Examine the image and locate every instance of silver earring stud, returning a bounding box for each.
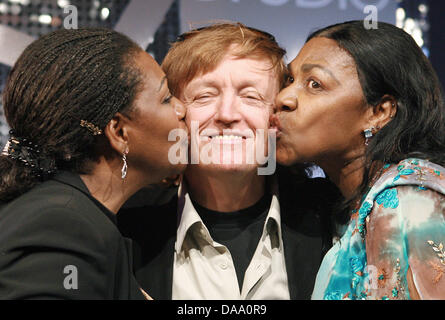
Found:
[364,128,374,146]
[121,147,129,179]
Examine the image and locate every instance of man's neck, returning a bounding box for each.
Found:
[184,167,266,212]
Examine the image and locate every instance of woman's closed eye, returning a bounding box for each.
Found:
[162,94,173,104]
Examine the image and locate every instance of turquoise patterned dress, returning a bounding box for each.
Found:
[312,158,445,300]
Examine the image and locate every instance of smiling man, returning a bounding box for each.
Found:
[182,47,278,213]
[117,23,339,300]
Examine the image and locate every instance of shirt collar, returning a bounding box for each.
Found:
[262,194,283,250]
[175,182,205,253]
[174,177,283,253]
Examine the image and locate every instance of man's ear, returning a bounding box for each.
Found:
[104,112,130,155]
[365,94,397,130]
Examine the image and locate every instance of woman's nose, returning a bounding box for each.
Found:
[275,87,297,112]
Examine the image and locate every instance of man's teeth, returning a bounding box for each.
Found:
[212,135,243,140]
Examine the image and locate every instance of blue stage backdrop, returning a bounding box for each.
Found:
[180,0,396,64]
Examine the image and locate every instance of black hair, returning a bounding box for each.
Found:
[0,28,143,201]
[307,20,445,225]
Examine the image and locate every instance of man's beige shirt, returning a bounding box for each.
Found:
[172,182,290,300]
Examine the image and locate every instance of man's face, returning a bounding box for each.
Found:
[180,52,280,174]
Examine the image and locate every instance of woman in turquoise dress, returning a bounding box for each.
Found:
[272,21,445,299]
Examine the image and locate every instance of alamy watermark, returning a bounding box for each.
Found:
[63,265,78,290]
[364,5,378,30]
[63,4,78,29]
[60,2,380,30]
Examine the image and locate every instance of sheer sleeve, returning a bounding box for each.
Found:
[366,185,445,300]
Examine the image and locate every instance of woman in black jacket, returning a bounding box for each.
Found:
[0,28,187,299]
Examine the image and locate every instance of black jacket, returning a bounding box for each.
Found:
[0,171,145,300]
[117,166,339,300]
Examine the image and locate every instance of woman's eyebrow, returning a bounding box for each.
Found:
[301,63,340,84]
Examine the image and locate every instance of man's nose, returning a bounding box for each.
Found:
[214,94,242,125]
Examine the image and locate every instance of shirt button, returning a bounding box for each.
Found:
[220,262,228,270]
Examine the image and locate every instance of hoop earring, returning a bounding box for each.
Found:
[121,147,129,179]
[364,128,374,146]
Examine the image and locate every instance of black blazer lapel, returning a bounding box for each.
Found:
[133,235,175,300]
[281,220,323,300]
[118,197,178,300]
[278,166,332,300]
[281,222,302,299]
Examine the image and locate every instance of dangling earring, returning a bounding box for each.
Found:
[121,146,129,179]
[364,127,374,146]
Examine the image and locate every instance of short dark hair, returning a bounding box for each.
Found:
[0,28,143,201]
[307,20,445,224]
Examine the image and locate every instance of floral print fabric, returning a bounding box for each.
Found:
[312,158,445,300]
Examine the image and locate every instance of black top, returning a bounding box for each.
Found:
[192,194,272,290]
[0,171,145,300]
